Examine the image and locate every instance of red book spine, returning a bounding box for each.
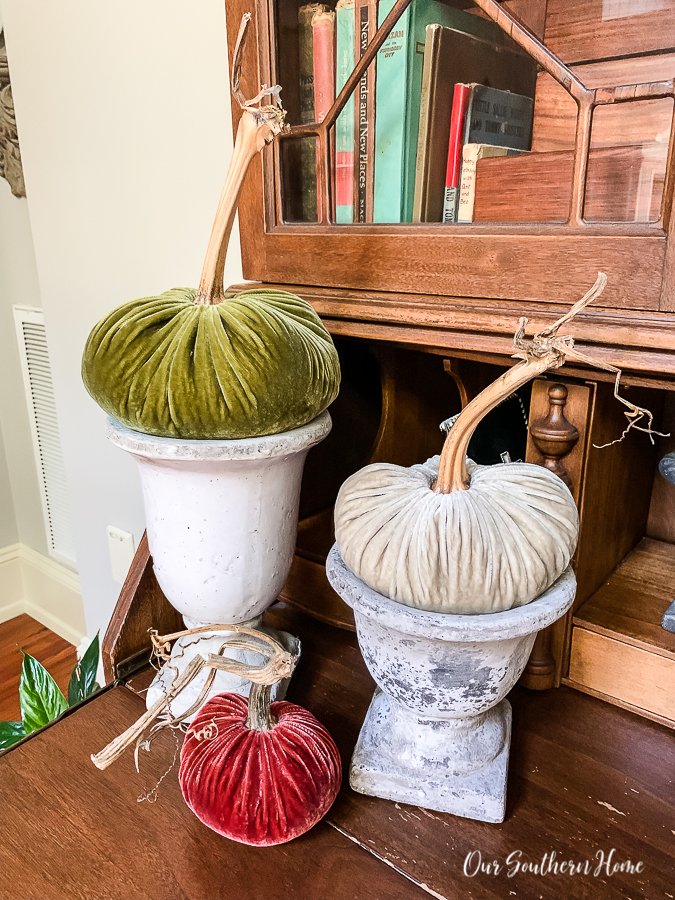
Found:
[336,152,353,207]
[312,11,335,123]
[443,83,471,223]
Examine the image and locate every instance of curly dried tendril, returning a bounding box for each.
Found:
[434,274,668,495]
[91,623,298,773]
[512,272,668,448]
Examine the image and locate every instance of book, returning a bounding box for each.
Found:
[463,84,534,151]
[312,8,336,221]
[298,3,330,221]
[441,83,470,223]
[456,144,525,223]
[312,9,336,124]
[336,0,355,223]
[373,0,504,224]
[413,24,537,223]
[355,0,377,222]
[441,83,533,224]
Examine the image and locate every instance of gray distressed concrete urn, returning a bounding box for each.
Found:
[326,545,576,823]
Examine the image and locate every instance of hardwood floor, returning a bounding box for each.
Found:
[0,614,78,722]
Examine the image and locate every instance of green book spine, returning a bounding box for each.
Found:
[336,0,355,224]
[299,5,319,127]
[373,0,410,223]
[374,0,503,223]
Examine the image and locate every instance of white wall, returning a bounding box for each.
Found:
[0,424,18,549]
[2,0,243,637]
[0,135,82,640]
[0,180,49,557]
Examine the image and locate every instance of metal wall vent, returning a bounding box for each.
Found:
[13,306,77,567]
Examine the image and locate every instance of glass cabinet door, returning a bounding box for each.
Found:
[271,0,674,229]
[226,0,675,309]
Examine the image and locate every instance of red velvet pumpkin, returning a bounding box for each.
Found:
[179,691,342,845]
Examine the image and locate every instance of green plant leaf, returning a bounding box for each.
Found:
[0,721,26,750]
[19,650,68,734]
[68,633,101,707]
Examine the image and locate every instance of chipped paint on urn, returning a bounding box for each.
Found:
[326,544,576,823]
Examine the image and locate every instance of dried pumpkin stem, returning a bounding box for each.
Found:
[194,13,286,306]
[194,109,281,306]
[246,683,276,732]
[434,273,610,494]
[434,353,561,493]
[91,623,297,769]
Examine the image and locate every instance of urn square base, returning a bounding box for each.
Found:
[349,689,512,824]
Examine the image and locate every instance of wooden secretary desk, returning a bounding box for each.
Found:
[105,0,675,729]
[6,7,675,899]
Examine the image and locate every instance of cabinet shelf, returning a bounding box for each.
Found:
[573,538,675,660]
[567,538,675,727]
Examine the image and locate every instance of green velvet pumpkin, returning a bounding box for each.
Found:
[82,287,340,440]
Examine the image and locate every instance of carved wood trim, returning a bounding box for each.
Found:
[521,379,591,690]
[229,282,675,374]
[529,384,580,489]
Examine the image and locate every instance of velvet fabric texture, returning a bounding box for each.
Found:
[179,693,342,846]
[334,455,579,615]
[82,287,340,439]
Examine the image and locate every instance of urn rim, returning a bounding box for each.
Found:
[326,544,576,642]
[106,410,332,461]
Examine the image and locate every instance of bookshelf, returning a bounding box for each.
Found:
[224,0,675,726]
[227,0,675,309]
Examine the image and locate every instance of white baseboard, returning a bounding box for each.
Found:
[0,543,86,646]
[0,599,24,621]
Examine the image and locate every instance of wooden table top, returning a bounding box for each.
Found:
[2,601,674,900]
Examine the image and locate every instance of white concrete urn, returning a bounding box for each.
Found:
[326,544,576,823]
[107,411,331,718]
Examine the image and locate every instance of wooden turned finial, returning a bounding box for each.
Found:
[529,384,579,489]
[521,383,580,693]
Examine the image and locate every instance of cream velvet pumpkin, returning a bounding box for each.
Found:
[334,455,578,615]
[331,301,596,617]
[333,273,659,617]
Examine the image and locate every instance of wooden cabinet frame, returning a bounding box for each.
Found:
[226,0,675,316]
